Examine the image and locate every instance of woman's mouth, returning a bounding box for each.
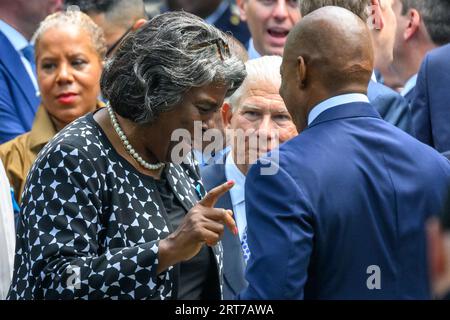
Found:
[57,93,78,104]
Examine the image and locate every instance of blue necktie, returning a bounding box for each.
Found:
[241,226,250,264]
[21,44,36,75]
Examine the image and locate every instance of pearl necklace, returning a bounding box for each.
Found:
[107,104,165,171]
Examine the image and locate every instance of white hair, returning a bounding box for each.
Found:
[228,55,282,112]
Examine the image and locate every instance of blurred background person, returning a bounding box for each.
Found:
[237,0,301,59]
[0,9,106,205]
[0,160,14,300]
[162,0,251,46]
[201,55,297,299]
[64,0,147,58]
[300,0,412,134]
[391,0,450,105]
[412,44,450,155]
[7,11,245,300]
[0,0,63,144]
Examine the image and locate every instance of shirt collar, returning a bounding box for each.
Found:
[225,152,245,206]
[400,74,418,97]
[308,93,370,125]
[371,71,378,83]
[248,38,262,60]
[0,19,30,51]
[205,1,229,25]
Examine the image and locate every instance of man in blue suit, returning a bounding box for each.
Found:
[412,44,450,154]
[300,0,412,134]
[238,7,450,300]
[0,0,62,143]
[202,56,297,299]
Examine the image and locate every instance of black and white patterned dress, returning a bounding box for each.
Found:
[7,114,223,300]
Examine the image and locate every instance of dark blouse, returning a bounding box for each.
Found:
[7,113,222,300]
[154,176,215,300]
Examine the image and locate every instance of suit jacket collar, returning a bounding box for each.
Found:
[201,160,246,296]
[0,31,39,109]
[308,102,381,129]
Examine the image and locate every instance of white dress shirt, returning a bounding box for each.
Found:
[0,161,15,300]
[308,93,370,126]
[224,153,247,242]
[0,19,38,92]
[247,38,262,60]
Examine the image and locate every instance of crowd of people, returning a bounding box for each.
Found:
[0,0,450,300]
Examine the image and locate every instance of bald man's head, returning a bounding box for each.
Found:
[280,6,374,130]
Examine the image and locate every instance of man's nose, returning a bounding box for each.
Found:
[272,0,289,21]
[257,115,274,138]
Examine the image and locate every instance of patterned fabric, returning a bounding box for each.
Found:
[7,113,223,300]
[240,226,250,264]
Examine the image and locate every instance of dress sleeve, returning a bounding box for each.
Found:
[9,143,172,300]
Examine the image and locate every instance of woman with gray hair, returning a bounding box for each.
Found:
[8,11,246,300]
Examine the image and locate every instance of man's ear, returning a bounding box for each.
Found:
[132,18,147,31]
[404,9,421,41]
[236,0,248,22]
[297,56,307,89]
[370,0,385,30]
[222,102,233,129]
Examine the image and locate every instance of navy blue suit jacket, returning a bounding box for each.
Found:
[0,31,39,143]
[368,80,411,134]
[412,44,450,153]
[213,4,251,46]
[201,162,247,300]
[238,102,450,299]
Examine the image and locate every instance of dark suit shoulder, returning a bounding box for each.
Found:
[368,81,411,133]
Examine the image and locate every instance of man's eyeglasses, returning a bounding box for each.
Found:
[191,38,231,61]
[105,26,133,58]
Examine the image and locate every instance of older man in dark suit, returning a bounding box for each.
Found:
[412,44,450,155]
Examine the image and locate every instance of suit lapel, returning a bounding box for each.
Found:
[201,162,246,297]
[0,32,39,109]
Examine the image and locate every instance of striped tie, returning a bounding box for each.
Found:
[241,226,250,264]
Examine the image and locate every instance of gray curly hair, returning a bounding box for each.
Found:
[33,6,107,59]
[100,11,247,124]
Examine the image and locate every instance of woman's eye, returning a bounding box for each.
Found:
[196,106,211,114]
[259,0,275,5]
[288,0,299,7]
[72,59,86,68]
[41,62,56,71]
